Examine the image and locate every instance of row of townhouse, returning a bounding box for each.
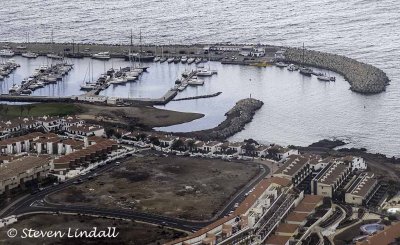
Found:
[52,137,118,174]
[344,172,379,205]
[124,131,298,158]
[0,156,51,195]
[0,132,85,155]
[0,115,102,139]
[273,155,313,187]
[0,118,40,140]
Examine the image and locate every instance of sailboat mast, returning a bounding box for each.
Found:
[139,29,142,65]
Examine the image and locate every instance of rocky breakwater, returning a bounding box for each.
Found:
[284,48,390,93]
[176,98,264,141]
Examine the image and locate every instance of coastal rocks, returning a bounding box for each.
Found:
[176,98,264,141]
[284,48,390,94]
[308,139,347,149]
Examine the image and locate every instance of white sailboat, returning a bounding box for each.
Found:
[80,61,97,90]
[22,52,38,58]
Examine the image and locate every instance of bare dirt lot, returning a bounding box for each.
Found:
[77,104,204,128]
[0,214,186,245]
[48,154,261,220]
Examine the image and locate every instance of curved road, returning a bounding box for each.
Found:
[1,155,269,232]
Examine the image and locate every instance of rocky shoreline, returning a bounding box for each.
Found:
[284,48,390,94]
[174,98,264,141]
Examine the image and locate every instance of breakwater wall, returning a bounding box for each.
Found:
[174,98,263,141]
[283,48,390,94]
[172,92,222,101]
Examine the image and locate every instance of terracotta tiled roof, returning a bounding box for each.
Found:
[264,234,291,245]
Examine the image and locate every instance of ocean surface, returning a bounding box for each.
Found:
[1,0,399,157]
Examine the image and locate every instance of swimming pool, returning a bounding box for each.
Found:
[360,223,384,235]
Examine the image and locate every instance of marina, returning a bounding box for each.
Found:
[0,42,397,157]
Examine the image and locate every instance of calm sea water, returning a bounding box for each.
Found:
[1,0,399,157]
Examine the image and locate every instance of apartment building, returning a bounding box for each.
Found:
[311,161,352,197]
[53,139,117,173]
[345,172,378,205]
[274,155,312,186]
[0,156,51,195]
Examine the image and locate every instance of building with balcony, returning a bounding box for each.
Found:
[345,172,378,205]
[311,161,352,197]
[274,155,312,187]
[0,156,51,195]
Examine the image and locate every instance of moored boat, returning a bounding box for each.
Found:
[47,53,63,59]
[275,62,288,68]
[187,58,195,64]
[92,52,111,60]
[22,52,39,58]
[299,67,313,76]
[181,56,188,63]
[174,57,181,64]
[0,49,15,57]
[287,64,298,71]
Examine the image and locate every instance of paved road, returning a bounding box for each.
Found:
[1,155,269,232]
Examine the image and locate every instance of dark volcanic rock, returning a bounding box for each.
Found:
[308,139,347,149]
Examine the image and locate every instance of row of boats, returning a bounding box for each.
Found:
[9,63,74,94]
[156,56,205,64]
[0,49,63,59]
[174,66,218,91]
[80,66,147,91]
[275,62,336,82]
[0,59,20,81]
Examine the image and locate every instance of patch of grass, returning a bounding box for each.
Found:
[0,103,82,119]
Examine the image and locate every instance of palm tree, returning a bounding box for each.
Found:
[26,104,34,115]
[187,140,195,152]
[20,105,25,116]
[242,143,255,156]
[138,133,148,142]
[149,136,160,146]
[172,139,184,152]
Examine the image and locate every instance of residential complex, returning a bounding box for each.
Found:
[0,156,51,195]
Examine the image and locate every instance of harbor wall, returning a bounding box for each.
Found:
[174,98,263,141]
[283,48,390,94]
